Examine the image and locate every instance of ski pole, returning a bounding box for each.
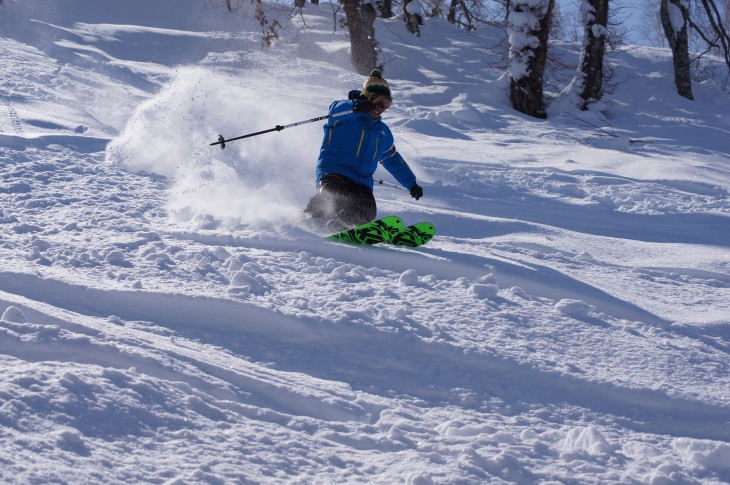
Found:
[375,178,403,189]
[211,110,350,149]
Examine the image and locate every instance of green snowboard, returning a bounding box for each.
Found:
[391,222,436,247]
[327,216,435,248]
[326,216,403,245]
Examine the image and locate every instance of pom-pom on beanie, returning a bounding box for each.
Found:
[361,69,391,99]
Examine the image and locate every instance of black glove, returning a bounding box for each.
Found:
[348,90,362,100]
[410,183,423,200]
[353,98,373,113]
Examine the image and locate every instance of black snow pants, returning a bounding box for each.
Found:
[304,174,377,231]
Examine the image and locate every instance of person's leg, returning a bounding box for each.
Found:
[304,192,328,220]
[304,175,349,230]
[338,182,376,228]
[307,174,376,230]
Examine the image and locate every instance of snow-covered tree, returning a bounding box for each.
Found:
[404,0,424,36]
[507,0,555,118]
[575,0,609,110]
[661,0,694,99]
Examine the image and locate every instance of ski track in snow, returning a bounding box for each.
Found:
[2,0,730,483]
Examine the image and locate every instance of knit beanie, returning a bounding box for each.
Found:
[361,69,392,99]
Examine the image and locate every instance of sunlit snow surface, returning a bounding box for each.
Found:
[1,0,730,483]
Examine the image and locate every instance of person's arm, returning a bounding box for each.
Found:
[325,98,374,124]
[381,146,423,200]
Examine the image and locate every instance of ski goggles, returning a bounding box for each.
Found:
[371,95,392,111]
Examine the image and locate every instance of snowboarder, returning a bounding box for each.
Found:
[304,69,423,231]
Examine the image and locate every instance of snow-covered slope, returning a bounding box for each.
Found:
[1,0,729,483]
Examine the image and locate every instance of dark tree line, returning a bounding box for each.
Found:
[231,0,728,116]
[507,0,728,113]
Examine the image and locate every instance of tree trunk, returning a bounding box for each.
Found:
[577,0,609,110]
[379,0,393,19]
[447,0,458,24]
[508,0,554,119]
[404,0,424,36]
[341,0,378,75]
[661,0,694,99]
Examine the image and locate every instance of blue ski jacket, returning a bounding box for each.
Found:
[315,99,417,191]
